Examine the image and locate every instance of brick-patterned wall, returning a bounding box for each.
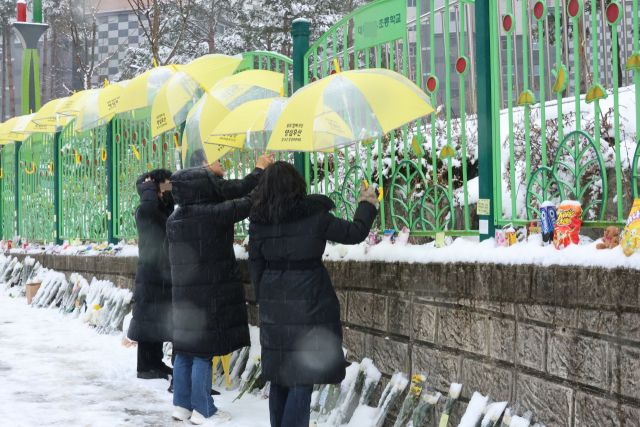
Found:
[7,252,640,427]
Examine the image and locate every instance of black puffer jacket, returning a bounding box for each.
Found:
[166,167,262,358]
[128,179,174,343]
[248,195,377,387]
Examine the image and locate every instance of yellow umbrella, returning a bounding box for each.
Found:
[56,89,99,117]
[206,98,288,151]
[115,66,178,116]
[74,81,129,133]
[0,114,37,142]
[150,54,242,138]
[181,95,232,167]
[267,67,434,152]
[209,69,283,111]
[27,97,70,133]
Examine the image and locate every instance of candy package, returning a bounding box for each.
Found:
[383,229,395,242]
[367,228,378,246]
[540,201,557,246]
[622,199,640,257]
[553,200,582,249]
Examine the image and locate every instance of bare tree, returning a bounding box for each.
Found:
[187,0,232,54]
[127,0,192,65]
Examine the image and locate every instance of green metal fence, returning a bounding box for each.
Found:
[112,109,182,240]
[493,0,640,229]
[18,132,55,243]
[58,120,109,242]
[301,0,477,237]
[1,143,16,239]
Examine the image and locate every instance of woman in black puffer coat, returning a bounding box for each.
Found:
[166,154,272,424]
[128,169,174,380]
[248,161,379,427]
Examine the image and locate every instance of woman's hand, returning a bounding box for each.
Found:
[256,153,276,170]
[358,182,380,210]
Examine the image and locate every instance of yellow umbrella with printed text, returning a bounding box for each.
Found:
[55,89,100,117]
[206,97,288,151]
[115,66,179,116]
[267,67,434,152]
[74,81,129,133]
[150,54,243,138]
[26,97,70,133]
[181,70,285,166]
[0,114,37,142]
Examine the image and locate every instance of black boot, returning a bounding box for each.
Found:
[168,377,173,393]
[156,363,173,376]
[137,369,169,380]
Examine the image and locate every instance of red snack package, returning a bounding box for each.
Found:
[553,200,582,250]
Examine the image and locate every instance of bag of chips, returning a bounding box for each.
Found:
[622,199,640,257]
[553,200,582,249]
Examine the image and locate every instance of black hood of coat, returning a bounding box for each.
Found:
[250,194,335,224]
[170,167,226,206]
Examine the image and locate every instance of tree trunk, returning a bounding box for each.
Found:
[42,30,48,104]
[50,29,57,99]
[5,29,15,117]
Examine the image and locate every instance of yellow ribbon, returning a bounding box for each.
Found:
[132,145,140,160]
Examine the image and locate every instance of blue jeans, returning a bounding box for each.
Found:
[269,383,313,427]
[173,354,218,418]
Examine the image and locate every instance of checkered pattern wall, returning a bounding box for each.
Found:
[93,11,144,84]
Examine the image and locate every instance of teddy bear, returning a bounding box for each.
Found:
[596,226,620,249]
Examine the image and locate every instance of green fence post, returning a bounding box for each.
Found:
[475,0,495,241]
[291,18,310,180]
[14,141,21,239]
[106,122,117,245]
[53,131,62,245]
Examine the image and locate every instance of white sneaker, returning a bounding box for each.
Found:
[189,410,206,425]
[211,410,232,422]
[172,406,192,421]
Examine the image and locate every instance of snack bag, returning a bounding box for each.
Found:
[494,229,506,247]
[540,201,557,246]
[553,200,582,249]
[383,229,395,242]
[622,199,640,257]
[367,228,378,246]
[503,223,517,247]
[396,227,410,246]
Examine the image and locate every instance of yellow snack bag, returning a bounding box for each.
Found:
[622,199,640,257]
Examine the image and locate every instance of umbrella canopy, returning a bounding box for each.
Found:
[206,97,288,151]
[25,97,70,133]
[180,69,285,166]
[0,114,36,142]
[115,66,177,116]
[182,95,232,167]
[267,68,434,152]
[150,54,242,138]
[209,69,283,111]
[74,81,129,133]
[55,89,99,117]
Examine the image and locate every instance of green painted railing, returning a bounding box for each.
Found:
[112,109,182,240]
[495,0,640,229]
[18,133,55,243]
[58,120,109,242]
[1,143,16,239]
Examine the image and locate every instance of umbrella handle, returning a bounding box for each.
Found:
[0,168,3,178]
[25,162,35,174]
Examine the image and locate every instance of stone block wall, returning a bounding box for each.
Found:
[243,260,640,427]
[6,251,640,427]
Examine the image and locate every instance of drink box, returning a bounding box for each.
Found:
[540,201,557,246]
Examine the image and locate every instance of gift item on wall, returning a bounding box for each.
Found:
[596,226,620,250]
[367,228,378,246]
[553,200,582,250]
[494,229,505,247]
[383,229,395,242]
[622,199,640,257]
[540,201,557,246]
[396,227,410,246]
[494,223,516,247]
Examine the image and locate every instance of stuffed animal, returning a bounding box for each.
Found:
[596,226,620,250]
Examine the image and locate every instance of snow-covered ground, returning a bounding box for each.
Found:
[0,296,270,427]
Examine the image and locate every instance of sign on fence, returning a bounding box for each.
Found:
[354,0,406,51]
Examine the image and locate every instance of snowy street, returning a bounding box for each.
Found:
[0,296,270,427]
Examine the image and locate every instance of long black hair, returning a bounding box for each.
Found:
[252,161,307,224]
